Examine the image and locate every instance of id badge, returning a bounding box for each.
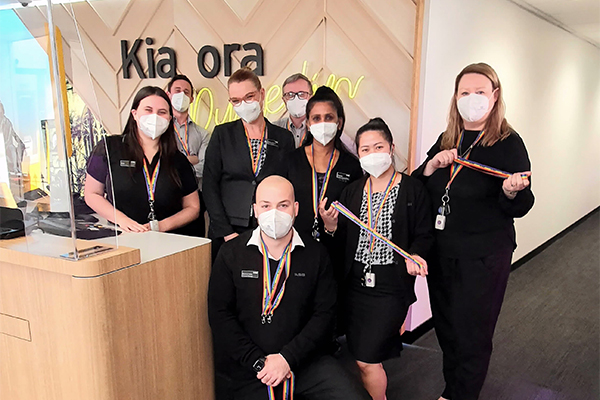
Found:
[435,214,446,231]
[149,220,160,232]
[365,272,376,288]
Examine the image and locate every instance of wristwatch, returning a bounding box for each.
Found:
[252,356,266,372]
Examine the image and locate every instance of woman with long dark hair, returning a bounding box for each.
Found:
[320,118,433,400]
[412,63,534,400]
[85,86,200,235]
[282,86,363,245]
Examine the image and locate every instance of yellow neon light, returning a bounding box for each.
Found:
[265,85,285,114]
[189,61,365,128]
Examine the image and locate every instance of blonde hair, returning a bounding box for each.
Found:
[227,67,262,90]
[441,63,513,150]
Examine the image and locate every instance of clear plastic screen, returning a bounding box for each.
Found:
[0,0,119,259]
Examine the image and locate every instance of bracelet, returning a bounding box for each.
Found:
[323,227,336,237]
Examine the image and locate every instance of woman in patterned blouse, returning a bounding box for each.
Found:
[320,118,434,400]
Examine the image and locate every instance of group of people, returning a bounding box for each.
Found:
[84,62,534,400]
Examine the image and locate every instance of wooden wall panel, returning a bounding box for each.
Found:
[14,0,423,167]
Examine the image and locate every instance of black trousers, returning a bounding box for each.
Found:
[230,355,370,400]
[427,246,513,400]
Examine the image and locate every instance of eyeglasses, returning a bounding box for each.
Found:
[229,90,259,106]
[283,91,310,101]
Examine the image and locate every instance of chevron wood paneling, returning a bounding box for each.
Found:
[15,0,422,169]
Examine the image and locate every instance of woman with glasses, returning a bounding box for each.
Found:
[203,67,295,259]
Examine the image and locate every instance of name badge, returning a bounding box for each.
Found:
[293,272,306,278]
[265,139,279,147]
[336,172,350,182]
[241,270,259,279]
[120,160,136,168]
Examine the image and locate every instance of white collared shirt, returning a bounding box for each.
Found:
[247,227,305,260]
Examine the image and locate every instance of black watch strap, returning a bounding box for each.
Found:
[252,356,266,372]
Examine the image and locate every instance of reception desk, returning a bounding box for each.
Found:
[0,231,213,400]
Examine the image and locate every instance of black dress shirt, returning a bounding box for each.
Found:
[412,130,534,258]
[208,229,336,381]
[86,135,198,236]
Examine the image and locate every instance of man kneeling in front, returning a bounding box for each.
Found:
[208,176,369,400]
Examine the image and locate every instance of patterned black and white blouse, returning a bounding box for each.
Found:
[250,138,267,175]
[354,184,400,266]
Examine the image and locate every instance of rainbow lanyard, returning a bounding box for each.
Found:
[446,130,486,190]
[331,201,424,269]
[267,372,295,400]
[310,145,337,219]
[259,236,293,324]
[174,121,190,156]
[142,159,160,220]
[454,157,529,180]
[288,119,306,146]
[366,171,398,253]
[245,124,266,177]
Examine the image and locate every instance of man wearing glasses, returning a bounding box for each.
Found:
[275,74,313,148]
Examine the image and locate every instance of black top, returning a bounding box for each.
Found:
[202,119,295,238]
[335,174,434,307]
[282,147,363,238]
[412,130,535,258]
[207,230,336,381]
[86,135,198,236]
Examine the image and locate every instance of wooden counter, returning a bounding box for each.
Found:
[0,232,213,400]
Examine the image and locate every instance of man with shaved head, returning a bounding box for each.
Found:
[209,176,369,400]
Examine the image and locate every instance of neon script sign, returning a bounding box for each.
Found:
[189,61,365,129]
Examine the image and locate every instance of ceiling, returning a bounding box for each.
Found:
[510,0,600,48]
[1,0,598,47]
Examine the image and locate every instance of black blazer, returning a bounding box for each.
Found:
[203,119,295,238]
[282,146,363,239]
[336,173,434,306]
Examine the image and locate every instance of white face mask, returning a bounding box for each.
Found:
[457,93,491,123]
[138,113,170,140]
[234,100,262,123]
[171,91,190,113]
[286,97,308,118]
[360,152,393,178]
[309,122,338,146]
[257,208,294,240]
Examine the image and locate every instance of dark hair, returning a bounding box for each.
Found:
[355,117,394,150]
[303,86,347,150]
[228,67,262,90]
[123,86,181,187]
[167,74,194,94]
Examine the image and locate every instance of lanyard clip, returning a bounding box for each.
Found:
[261,314,266,325]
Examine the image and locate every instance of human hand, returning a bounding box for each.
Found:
[424,149,458,176]
[187,155,199,165]
[405,254,428,277]
[502,171,531,199]
[256,354,291,387]
[224,232,239,242]
[116,215,149,233]
[318,197,338,232]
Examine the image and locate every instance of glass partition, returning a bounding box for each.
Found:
[0,1,118,259]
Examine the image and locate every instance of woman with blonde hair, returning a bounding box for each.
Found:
[412,63,534,400]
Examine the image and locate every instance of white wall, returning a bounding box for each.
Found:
[406,0,600,330]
